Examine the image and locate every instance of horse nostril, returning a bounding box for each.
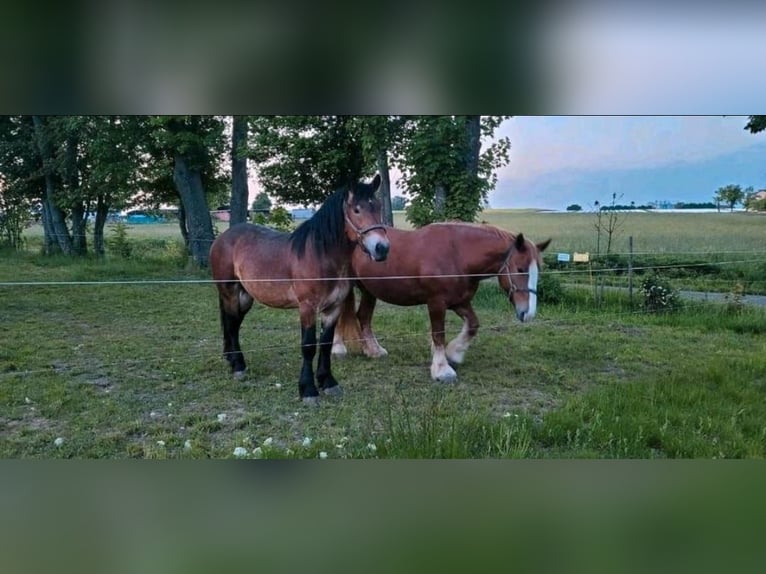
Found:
[375,242,389,261]
[517,310,526,322]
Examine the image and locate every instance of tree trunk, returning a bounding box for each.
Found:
[434,183,447,221]
[40,200,61,255]
[376,148,393,226]
[229,115,249,226]
[65,132,88,255]
[464,115,481,179]
[177,202,189,248]
[173,154,215,267]
[32,115,73,255]
[93,194,109,257]
[70,202,88,255]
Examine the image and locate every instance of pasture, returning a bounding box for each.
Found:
[2,211,765,458]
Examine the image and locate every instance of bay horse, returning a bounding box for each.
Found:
[332,222,550,383]
[209,174,390,404]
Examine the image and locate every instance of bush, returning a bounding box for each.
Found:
[640,274,681,313]
[538,272,564,304]
[107,222,132,258]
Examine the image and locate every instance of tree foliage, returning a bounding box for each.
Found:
[395,116,510,227]
[252,192,272,212]
[714,184,747,212]
[246,115,510,228]
[248,116,369,206]
[745,116,766,134]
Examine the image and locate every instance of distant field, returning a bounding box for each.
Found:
[395,210,766,255]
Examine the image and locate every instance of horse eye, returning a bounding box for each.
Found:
[354,206,361,214]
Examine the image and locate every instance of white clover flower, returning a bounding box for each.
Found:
[302,437,312,447]
[319,451,328,459]
[367,443,377,452]
[217,413,227,422]
[253,446,263,459]
[149,411,159,418]
[156,440,166,447]
[53,437,65,447]
[184,440,192,450]
[25,397,32,404]
[503,412,512,418]
[233,447,248,458]
[263,437,274,447]
[275,383,282,389]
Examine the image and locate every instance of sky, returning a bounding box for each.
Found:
[489,116,766,210]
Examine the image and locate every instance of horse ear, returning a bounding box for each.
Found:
[371,173,381,192]
[514,233,526,251]
[536,238,552,252]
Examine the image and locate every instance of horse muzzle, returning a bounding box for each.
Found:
[364,237,390,261]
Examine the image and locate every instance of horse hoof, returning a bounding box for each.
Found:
[322,385,343,398]
[434,372,458,384]
[331,343,348,358]
[302,396,320,407]
[233,370,247,380]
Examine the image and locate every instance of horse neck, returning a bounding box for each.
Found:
[468,229,515,275]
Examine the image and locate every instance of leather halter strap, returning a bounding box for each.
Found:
[500,244,538,297]
[344,213,387,240]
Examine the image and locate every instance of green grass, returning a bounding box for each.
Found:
[2,241,765,459]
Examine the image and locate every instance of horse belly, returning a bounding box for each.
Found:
[244,281,300,309]
[360,278,428,306]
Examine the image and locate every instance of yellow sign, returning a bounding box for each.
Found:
[573,252,590,263]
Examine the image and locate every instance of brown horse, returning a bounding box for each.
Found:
[209,175,390,404]
[332,222,550,383]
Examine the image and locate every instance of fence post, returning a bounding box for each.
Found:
[628,235,634,308]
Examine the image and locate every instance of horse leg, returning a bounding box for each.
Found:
[331,288,357,357]
[357,285,388,358]
[446,303,480,367]
[428,301,457,383]
[317,309,343,398]
[298,304,321,405]
[218,283,253,377]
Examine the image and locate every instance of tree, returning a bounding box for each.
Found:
[566,204,582,212]
[252,192,272,213]
[391,196,407,210]
[395,116,510,227]
[592,193,627,256]
[147,116,227,266]
[745,116,766,133]
[229,115,249,226]
[0,116,44,250]
[248,116,369,206]
[714,184,745,212]
[744,189,766,211]
[353,116,406,226]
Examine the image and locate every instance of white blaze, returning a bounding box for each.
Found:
[526,261,539,321]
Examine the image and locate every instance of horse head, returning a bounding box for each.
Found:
[498,233,551,322]
[344,173,390,262]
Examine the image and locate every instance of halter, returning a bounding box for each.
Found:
[500,245,538,298]
[344,210,387,241]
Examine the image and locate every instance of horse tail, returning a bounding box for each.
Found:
[335,286,363,354]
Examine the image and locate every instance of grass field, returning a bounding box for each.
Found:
[2,212,765,458]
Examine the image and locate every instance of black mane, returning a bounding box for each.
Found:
[290,179,377,259]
